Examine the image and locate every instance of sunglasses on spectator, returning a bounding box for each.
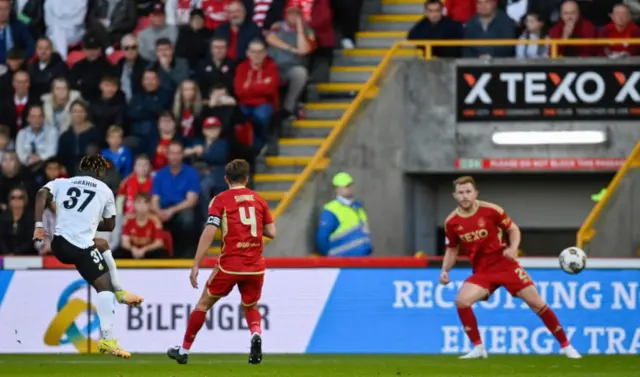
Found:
[124,45,137,51]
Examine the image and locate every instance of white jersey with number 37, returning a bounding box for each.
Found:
[44,176,117,249]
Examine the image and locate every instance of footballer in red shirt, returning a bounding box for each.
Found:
[442,176,581,359]
[168,159,276,365]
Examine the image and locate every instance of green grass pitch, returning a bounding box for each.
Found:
[0,354,638,377]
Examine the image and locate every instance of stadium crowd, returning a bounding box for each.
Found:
[0,0,632,259]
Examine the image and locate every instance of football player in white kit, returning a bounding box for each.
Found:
[33,155,143,358]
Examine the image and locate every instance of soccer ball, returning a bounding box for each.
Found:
[559,247,587,274]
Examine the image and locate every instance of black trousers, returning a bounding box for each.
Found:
[331,0,365,40]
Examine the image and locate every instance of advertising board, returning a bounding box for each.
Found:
[0,268,638,354]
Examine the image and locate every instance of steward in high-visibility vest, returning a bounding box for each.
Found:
[315,172,372,256]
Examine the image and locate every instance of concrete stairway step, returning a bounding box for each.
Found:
[303,102,349,120]
[382,0,425,14]
[330,66,375,83]
[278,138,323,156]
[253,173,298,192]
[356,31,406,48]
[291,119,336,137]
[333,48,416,65]
[367,14,420,31]
[308,82,364,100]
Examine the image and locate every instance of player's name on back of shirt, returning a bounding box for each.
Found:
[234,194,255,203]
[70,178,99,188]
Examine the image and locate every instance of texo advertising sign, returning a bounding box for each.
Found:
[457,64,640,121]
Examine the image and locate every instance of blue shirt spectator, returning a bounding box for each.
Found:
[102,125,134,179]
[152,160,200,208]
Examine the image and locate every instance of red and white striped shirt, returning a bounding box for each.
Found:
[251,0,274,27]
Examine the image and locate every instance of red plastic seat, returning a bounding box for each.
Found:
[108,49,125,64]
[135,16,150,35]
[66,50,86,67]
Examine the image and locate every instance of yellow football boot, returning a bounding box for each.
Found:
[116,290,144,307]
[98,339,131,358]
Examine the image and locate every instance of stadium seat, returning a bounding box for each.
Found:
[108,49,125,64]
[160,229,174,256]
[135,17,150,35]
[66,50,86,67]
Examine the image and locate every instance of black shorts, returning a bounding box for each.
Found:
[52,236,110,283]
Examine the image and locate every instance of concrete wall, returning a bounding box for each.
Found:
[586,168,640,257]
[402,59,640,172]
[266,64,409,256]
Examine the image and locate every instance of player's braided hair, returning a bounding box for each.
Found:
[79,155,110,176]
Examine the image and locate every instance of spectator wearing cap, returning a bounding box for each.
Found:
[126,69,173,152]
[267,4,315,120]
[87,0,137,49]
[194,37,236,96]
[43,0,87,60]
[57,99,102,175]
[148,37,190,93]
[175,9,213,71]
[15,104,58,170]
[89,76,127,136]
[116,34,149,102]
[0,48,27,99]
[316,172,372,257]
[548,0,597,57]
[69,35,117,103]
[0,70,37,137]
[185,115,229,218]
[234,39,279,152]
[463,0,516,58]
[0,0,34,65]
[599,4,640,58]
[407,0,464,58]
[27,38,68,100]
[215,1,262,61]
[151,140,200,257]
[138,2,179,62]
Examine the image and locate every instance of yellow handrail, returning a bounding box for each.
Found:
[577,141,640,248]
[272,42,407,219]
[273,38,640,222]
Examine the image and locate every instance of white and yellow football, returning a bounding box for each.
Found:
[559,247,587,274]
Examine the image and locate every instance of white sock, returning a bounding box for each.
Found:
[179,346,189,355]
[97,291,116,340]
[102,250,123,291]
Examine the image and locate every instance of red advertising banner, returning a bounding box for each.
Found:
[456,158,625,171]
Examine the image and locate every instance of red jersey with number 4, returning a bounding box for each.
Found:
[444,201,514,272]
[207,187,273,274]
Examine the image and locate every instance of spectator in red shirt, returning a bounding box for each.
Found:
[548,0,597,57]
[599,4,640,57]
[234,39,279,153]
[117,155,154,216]
[152,111,183,170]
[116,192,168,259]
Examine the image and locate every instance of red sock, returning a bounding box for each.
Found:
[538,306,569,348]
[457,307,482,346]
[182,310,207,350]
[244,307,262,335]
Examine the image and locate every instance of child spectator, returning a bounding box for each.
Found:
[43,157,68,183]
[516,12,549,59]
[117,193,168,259]
[173,79,204,139]
[117,155,154,216]
[102,126,134,178]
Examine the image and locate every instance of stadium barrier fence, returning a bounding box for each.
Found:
[0,260,638,355]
